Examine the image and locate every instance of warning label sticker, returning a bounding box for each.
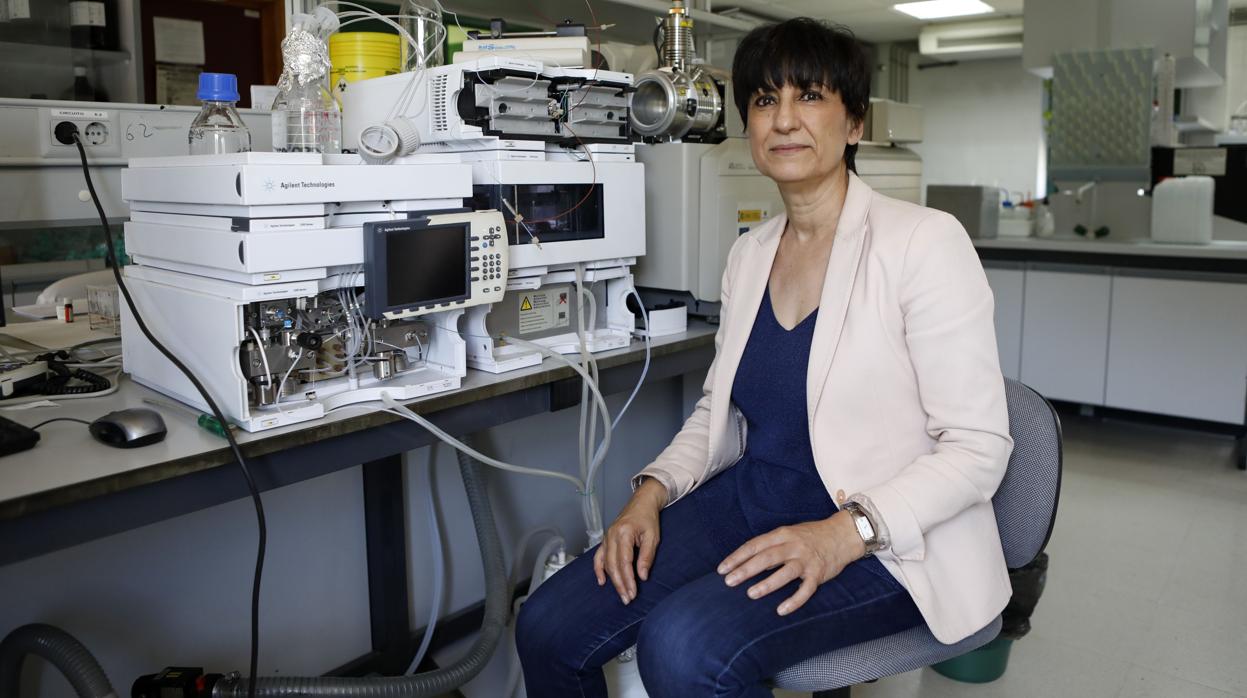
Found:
[1173,148,1227,176]
[518,285,571,334]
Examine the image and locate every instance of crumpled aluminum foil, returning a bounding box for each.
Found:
[276,26,331,91]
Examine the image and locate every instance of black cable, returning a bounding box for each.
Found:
[30,417,92,430]
[71,135,265,698]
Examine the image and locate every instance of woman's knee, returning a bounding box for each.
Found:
[516,558,619,668]
[636,600,717,697]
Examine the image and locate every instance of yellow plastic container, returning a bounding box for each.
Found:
[329,32,403,99]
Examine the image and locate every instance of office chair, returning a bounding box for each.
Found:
[772,378,1063,697]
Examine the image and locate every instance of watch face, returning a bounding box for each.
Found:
[854,515,875,541]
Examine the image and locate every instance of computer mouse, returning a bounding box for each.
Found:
[89,408,168,449]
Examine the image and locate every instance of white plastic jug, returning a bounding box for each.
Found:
[1151,176,1214,244]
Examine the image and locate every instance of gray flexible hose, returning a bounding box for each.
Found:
[215,445,512,697]
[0,623,118,698]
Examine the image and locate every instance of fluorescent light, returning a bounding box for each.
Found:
[893,0,995,20]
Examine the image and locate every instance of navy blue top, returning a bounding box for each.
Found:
[729,287,838,534]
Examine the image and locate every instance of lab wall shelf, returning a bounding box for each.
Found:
[0,41,131,67]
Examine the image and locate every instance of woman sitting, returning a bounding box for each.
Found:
[517,17,1013,698]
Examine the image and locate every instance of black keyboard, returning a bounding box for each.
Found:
[0,415,39,457]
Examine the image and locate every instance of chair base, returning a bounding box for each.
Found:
[812,688,851,698]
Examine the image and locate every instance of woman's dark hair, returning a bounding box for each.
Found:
[731,18,871,172]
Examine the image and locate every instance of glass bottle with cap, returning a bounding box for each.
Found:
[188,72,252,155]
[270,6,341,153]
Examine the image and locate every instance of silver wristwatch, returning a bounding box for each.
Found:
[842,501,882,555]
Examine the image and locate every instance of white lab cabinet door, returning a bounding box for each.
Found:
[1105,274,1247,424]
[1020,268,1112,405]
[984,265,1025,380]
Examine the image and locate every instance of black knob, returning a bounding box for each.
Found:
[296,332,324,350]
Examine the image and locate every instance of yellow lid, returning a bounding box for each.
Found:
[329,32,403,58]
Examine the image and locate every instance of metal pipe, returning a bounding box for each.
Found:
[602,0,763,32]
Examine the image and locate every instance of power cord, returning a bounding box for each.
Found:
[71,134,266,698]
[29,417,91,430]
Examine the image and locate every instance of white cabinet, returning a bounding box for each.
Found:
[984,265,1025,380]
[1020,268,1112,405]
[1106,274,1247,424]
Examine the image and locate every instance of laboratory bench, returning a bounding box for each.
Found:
[0,322,716,674]
[974,236,1247,469]
[974,236,1247,273]
[0,322,716,560]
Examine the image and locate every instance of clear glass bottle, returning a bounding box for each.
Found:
[271,6,341,153]
[271,78,341,153]
[188,73,252,155]
[399,0,444,71]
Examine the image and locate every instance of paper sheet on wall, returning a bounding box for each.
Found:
[153,17,206,65]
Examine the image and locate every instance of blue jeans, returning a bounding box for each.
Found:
[515,466,925,697]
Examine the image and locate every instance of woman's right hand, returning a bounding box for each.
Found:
[594,477,668,604]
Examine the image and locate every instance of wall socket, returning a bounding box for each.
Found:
[41,106,122,158]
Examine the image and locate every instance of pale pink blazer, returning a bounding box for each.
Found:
[634,172,1014,644]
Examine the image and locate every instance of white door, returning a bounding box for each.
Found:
[1020,267,1112,405]
[1106,273,1247,424]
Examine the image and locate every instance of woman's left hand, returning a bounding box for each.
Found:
[717,511,867,615]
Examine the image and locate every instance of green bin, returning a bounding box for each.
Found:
[931,637,1013,683]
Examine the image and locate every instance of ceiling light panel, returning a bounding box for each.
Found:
[893,0,995,20]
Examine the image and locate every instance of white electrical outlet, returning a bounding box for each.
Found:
[41,106,122,158]
[83,121,109,146]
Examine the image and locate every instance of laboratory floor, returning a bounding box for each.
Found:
[777,412,1247,698]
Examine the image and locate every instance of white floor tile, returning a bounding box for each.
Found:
[1027,574,1158,664]
[1134,602,1247,696]
[1116,665,1240,698]
[844,635,1130,698]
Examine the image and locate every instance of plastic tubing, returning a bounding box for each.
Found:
[213,442,509,697]
[582,282,604,539]
[381,394,585,492]
[246,327,272,386]
[275,348,305,405]
[507,526,564,590]
[585,287,652,535]
[501,335,612,542]
[610,288,651,430]
[573,265,604,539]
[499,336,612,466]
[404,451,446,675]
[574,266,591,490]
[0,624,117,698]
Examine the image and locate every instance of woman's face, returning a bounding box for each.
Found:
[746,83,863,187]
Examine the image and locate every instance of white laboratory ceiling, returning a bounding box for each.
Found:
[443,0,1025,44]
[699,0,1025,42]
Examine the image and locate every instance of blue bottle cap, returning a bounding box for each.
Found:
[197,72,240,103]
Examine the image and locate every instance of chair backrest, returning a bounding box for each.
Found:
[993,378,1063,569]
